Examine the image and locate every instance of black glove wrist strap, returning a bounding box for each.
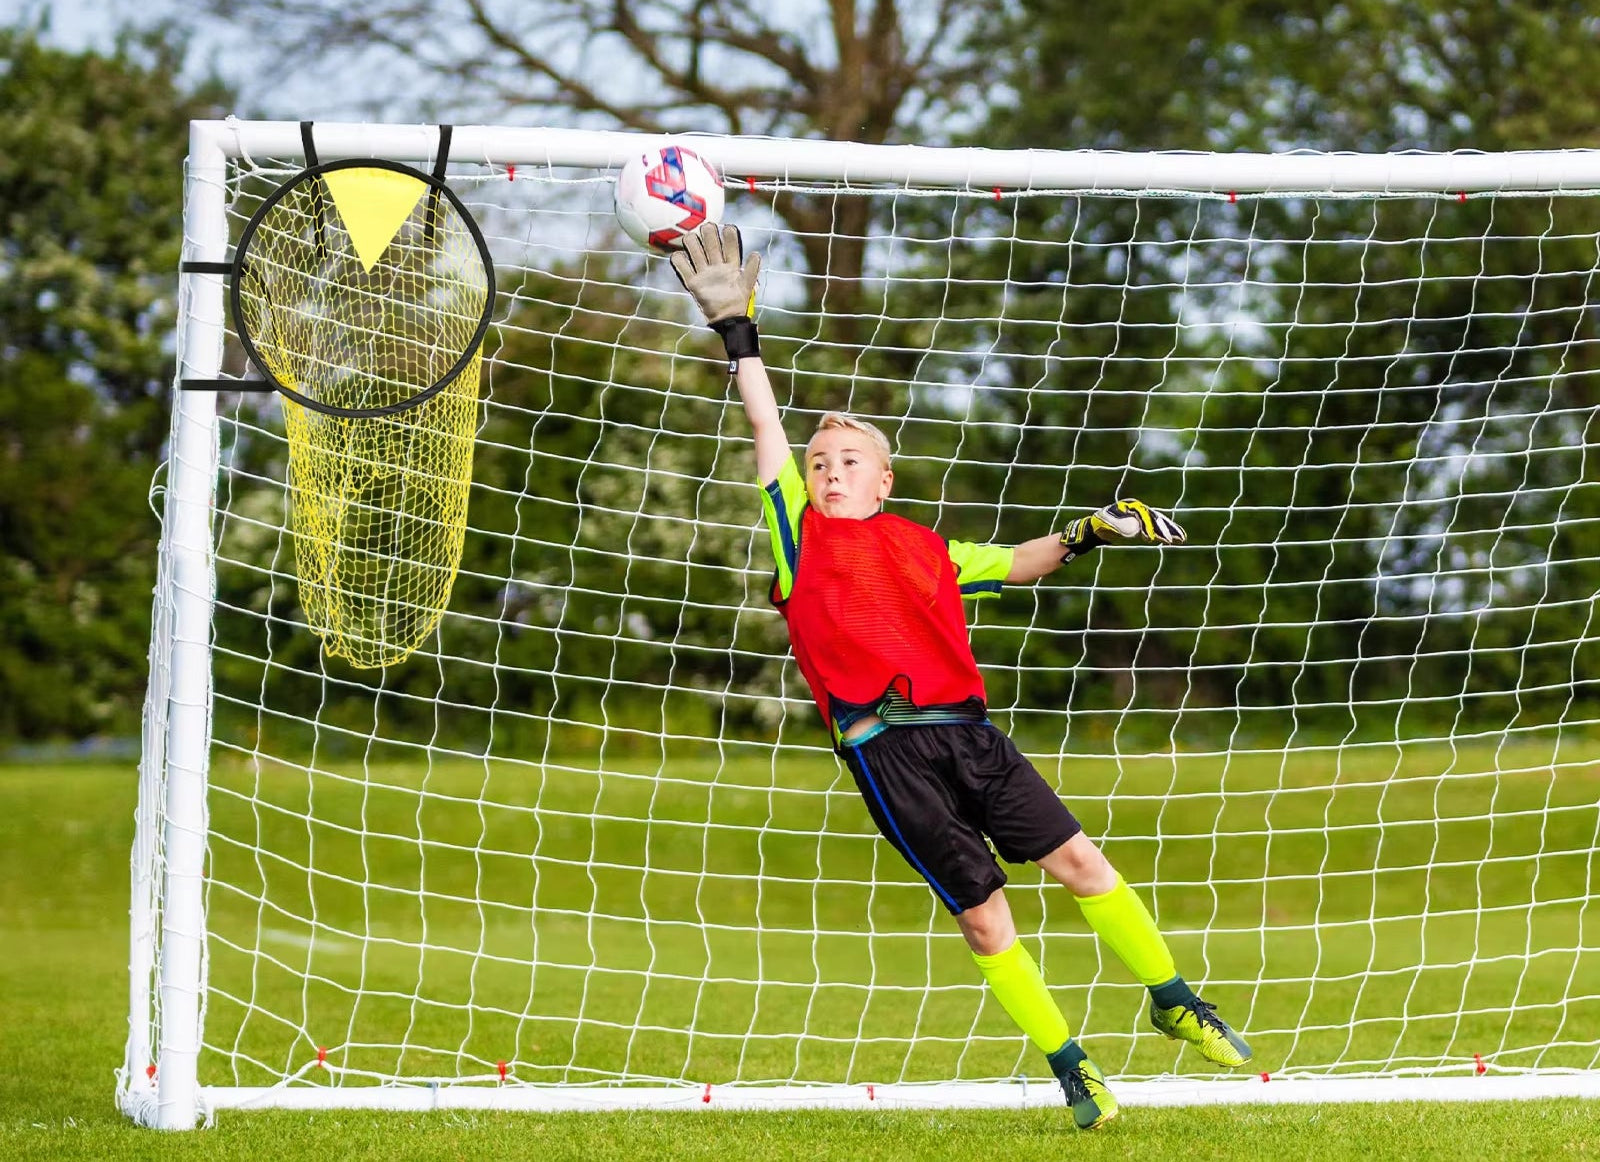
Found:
[710,316,761,365]
[1059,523,1104,562]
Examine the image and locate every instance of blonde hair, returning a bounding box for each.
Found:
[809,412,893,467]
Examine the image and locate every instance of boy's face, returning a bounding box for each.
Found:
[805,427,893,519]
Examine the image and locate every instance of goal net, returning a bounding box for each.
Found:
[121,122,1600,1128]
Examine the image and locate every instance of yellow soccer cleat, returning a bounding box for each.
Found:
[1048,1042,1119,1130]
[1151,995,1253,1068]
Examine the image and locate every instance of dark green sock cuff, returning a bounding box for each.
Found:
[1150,975,1194,1009]
[1047,1038,1086,1076]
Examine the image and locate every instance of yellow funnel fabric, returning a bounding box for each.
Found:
[237,162,490,668]
[324,167,427,272]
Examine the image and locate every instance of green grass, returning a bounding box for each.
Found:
[3,757,1598,1160]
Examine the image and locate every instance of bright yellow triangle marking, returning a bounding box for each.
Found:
[324,167,428,272]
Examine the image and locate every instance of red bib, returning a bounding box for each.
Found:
[772,507,987,730]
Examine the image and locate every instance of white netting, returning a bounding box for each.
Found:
[130,133,1600,1112]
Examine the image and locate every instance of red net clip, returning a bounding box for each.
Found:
[702,1082,713,1103]
[867,1084,876,1101]
[146,1063,157,1080]
[1475,1053,1486,1075]
[1228,191,1238,204]
[1260,1071,1270,1082]
[497,1060,508,1082]
[1458,191,1468,203]
[316,1046,327,1068]
[507,164,516,182]
[747,176,757,193]
[993,186,1003,202]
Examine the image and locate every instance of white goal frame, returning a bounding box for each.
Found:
[122,118,1600,1129]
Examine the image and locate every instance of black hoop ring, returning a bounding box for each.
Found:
[230,157,496,419]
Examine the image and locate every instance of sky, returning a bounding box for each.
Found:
[16,0,132,51]
[19,0,372,120]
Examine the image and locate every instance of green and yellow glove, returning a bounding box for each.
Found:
[670,221,761,366]
[1060,498,1187,563]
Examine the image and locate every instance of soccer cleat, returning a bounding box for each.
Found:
[1150,995,1252,1067]
[1048,1045,1119,1130]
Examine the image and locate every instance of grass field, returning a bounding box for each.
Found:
[3,756,1598,1160]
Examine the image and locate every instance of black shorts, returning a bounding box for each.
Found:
[839,722,1082,915]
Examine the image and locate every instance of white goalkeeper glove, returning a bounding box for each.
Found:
[670,222,762,366]
[1059,498,1187,562]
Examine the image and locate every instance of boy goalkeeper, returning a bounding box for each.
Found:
[672,223,1250,1130]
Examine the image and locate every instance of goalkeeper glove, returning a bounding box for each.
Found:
[670,222,762,366]
[1060,498,1187,563]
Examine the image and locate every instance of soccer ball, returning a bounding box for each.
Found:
[614,144,725,252]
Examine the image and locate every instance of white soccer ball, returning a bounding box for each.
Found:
[614,144,725,252]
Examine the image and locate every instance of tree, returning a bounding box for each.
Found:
[172,0,1600,750]
[0,26,231,740]
[197,0,989,341]
[968,1,1600,156]
[159,2,1010,753]
[937,0,1600,743]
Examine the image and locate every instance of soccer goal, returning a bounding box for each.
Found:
[120,119,1600,1129]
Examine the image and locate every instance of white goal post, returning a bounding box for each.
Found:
[121,119,1600,1129]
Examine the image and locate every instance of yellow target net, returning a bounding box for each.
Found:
[235,161,493,667]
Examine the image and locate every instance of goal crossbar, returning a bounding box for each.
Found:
[199,118,1600,194]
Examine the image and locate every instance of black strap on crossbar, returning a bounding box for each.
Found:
[180,260,233,274]
[299,121,320,167]
[423,124,453,249]
[301,121,330,262]
[432,124,452,182]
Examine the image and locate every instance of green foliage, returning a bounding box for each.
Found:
[204,246,793,757]
[971,1,1600,154]
[0,26,230,740]
[911,0,1600,747]
[15,5,1600,752]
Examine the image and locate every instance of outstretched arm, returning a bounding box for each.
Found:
[733,356,790,486]
[1007,533,1073,583]
[1005,499,1188,583]
[672,222,790,485]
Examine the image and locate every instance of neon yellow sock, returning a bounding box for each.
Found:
[1075,874,1178,987]
[971,940,1071,1055]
